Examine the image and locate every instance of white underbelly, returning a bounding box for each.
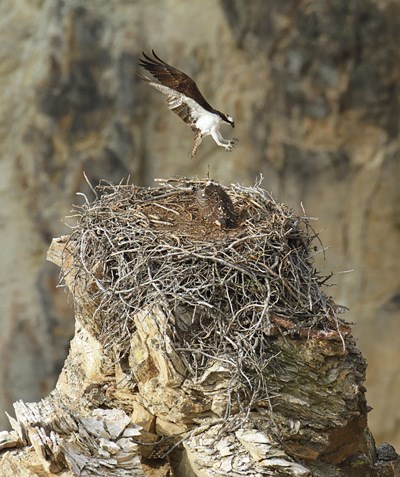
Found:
[195,112,221,134]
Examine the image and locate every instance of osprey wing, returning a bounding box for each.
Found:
[139,50,213,111]
[165,90,206,128]
[139,77,206,129]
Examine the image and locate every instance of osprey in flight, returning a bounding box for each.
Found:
[138,50,237,158]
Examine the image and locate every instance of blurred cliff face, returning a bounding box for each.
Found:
[0,0,398,446]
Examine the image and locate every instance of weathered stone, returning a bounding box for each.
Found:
[0,0,399,453]
[0,430,22,451]
[1,180,399,476]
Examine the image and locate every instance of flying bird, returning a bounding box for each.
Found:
[138,50,238,158]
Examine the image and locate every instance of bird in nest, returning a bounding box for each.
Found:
[138,50,238,158]
[196,182,238,229]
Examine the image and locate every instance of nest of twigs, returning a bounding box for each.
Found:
[67,177,347,405]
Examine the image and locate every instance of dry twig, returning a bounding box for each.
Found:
[65,178,347,410]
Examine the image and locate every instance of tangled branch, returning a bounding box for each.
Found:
[65,178,347,407]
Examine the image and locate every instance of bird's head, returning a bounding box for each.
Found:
[221,113,235,128]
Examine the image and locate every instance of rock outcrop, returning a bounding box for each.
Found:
[1,180,398,476]
[0,0,399,449]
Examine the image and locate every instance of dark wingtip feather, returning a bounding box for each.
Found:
[142,51,155,63]
[152,50,167,64]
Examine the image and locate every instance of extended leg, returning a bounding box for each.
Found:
[191,130,203,159]
[211,130,238,151]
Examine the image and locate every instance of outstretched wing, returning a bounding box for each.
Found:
[139,50,213,111]
[139,70,207,129]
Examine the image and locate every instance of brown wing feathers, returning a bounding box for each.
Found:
[139,50,213,111]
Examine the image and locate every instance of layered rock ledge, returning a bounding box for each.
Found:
[0,179,398,477]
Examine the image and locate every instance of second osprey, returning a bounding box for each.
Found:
[138,51,237,158]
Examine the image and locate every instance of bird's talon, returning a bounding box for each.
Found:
[226,139,238,151]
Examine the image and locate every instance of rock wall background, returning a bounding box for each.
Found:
[0,0,399,447]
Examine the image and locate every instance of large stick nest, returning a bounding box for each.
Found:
[67,178,348,404]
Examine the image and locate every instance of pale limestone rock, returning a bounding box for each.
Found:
[130,400,155,433]
[1,185,398,476]
[0,0,399,454]
[0,430,22,451]
[1,448,74,477]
